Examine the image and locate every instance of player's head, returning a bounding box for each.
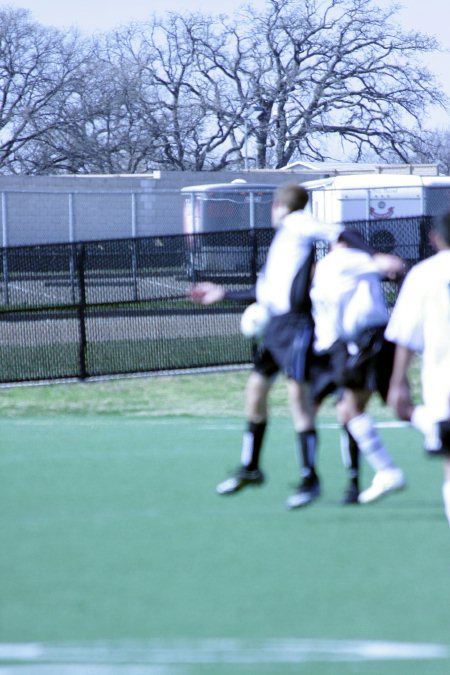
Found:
[271,184,309,228]
[434,211,450,248]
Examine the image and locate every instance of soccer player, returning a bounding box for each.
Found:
[309,232,407,504]
[191,183,349,508]
[385,211,450,525]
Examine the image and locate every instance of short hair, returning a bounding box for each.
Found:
[435,211,450,246]
[274,183,309,213]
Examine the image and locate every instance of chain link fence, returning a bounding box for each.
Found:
[0,229,273,384]
[0,216,435,385]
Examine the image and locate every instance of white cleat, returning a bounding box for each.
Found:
[358,468,406,504]
[216,468,265,495]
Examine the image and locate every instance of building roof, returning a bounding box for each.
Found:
[301,173,450,191]
[279,161,440,176]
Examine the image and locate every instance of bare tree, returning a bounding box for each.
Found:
[39,14,246,172]
[408,127,450,176]
[121,0,445,170]
[121,14,247,170]
[0,7,87,173]
[31,28,166,174]
[231,0,445,168]
[0,1,445,173]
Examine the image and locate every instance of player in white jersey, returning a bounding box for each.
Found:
[191,185,404,508]
[385,211,450,525]
[191,184,346,508]
[309,235,406,504]
[311,244,389,355]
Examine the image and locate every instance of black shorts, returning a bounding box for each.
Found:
[259,312,314,383]
[253,347,280,379]
[310,327,394,404]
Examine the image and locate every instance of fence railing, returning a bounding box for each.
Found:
[0,217,434,385]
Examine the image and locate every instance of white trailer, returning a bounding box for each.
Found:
[181,180,277,234]
[302,174,450,259]
[302,173,450,223]
[181,180,277,278]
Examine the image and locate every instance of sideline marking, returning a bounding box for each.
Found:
[0,418,410,429]
[320,421,410,430]
[0,639,448,669]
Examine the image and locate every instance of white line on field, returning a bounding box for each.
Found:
[0,667,170,675]
[0,639,448,668]
[320,421,410,429]
[0,418,410,430]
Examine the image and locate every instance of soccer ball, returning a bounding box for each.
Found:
[240,303,271,338]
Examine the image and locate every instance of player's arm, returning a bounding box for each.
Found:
[189,282,256,305]
[283,212,343,243]
[338,229,405,279]
[189,282,225,305]
[372,253,405,280]
[387,344,416,421]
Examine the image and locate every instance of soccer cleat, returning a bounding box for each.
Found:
[358,467,406,504]
[216,467,265,495]
[286,474,321,509]
[340,483,360,505]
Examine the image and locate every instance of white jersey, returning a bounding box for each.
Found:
[385,249,450,418]
[256,211,341,316]
[311,246,388,352]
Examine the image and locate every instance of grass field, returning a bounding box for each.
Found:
[1,371,449,675]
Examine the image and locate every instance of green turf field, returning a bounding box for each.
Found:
[1,373,449,674]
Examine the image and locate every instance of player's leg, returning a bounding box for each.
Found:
[411,382,450,456]
[285,379,321,509]
[216,371,271,494]
[443,456,450,527]
[338,389,406,504]
[216,349,278,495]
[241,370,272,471]
[339,426,360,504]
[411,404,439,445]
[307,346,362,506]
[414,387,450,525]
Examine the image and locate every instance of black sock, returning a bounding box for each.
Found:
[241,421,267,470]
[342,426,360,489]
[297,429,318,478]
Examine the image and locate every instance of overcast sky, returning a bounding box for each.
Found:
[2,0,449,128]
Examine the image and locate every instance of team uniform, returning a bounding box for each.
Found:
[308,244,406,504]
[217,211,342,500]
[226,212,341,380]
[309,246,393,402]
[254,211,341,380]
[385,249,450,454]
[218,221,398,504]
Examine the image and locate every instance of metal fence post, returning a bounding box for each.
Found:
[68,193,77,304]
[249,191,258,284]
[131,192,138,301]
[1,192,9,305]
[364,188,371,243]
[187,193,198,282]
[76,242,88,379]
